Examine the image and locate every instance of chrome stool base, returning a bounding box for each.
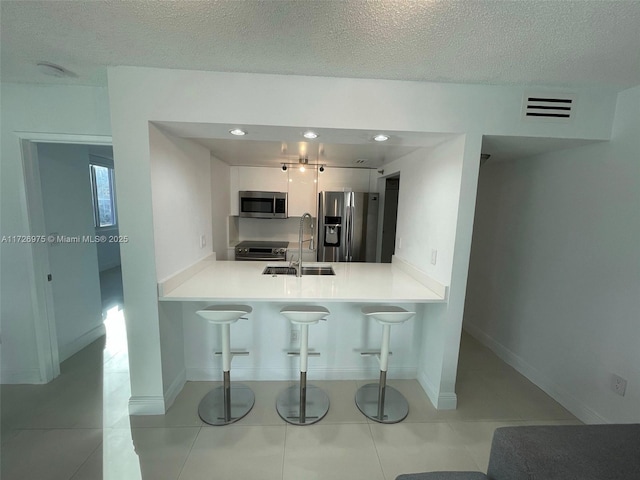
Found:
[355,382,409,424]
[276,384,330,425]
[198,383,255,426]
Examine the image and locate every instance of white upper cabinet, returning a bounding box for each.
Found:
[230,166,289,215]
[317,168,372,193]
[287,167,318,217]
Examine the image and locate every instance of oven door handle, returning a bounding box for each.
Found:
[237,256,286,261]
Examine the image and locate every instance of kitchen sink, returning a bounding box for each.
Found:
[262,266,297,275]
[300,266,335,275]
[262,266,335,276]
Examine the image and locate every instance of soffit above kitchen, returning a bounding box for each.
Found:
[2,1,639,89]
[156,121,456,168]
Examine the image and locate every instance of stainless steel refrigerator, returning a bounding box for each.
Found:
[317,191,379,262]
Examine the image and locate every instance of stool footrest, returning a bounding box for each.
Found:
[214,351,250,356]
[360,350,392,356]
[287,351,320,357]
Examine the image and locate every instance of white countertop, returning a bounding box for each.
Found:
[159,261,446,303]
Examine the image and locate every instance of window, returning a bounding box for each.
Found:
[90,164,116,228]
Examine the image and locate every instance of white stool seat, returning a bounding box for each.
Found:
[197,305,253,324]
[362,306,415,324]
[280,305,330,324]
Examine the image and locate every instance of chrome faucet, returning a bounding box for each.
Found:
[295,213,315,277]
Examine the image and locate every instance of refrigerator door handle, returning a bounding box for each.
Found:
[346,193,354,261]
[345,207,350,261]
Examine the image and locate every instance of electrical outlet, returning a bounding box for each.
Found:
[431,249,438,265]
[612,374,627,396]
[199,234,206,248]
[290,329,299,343]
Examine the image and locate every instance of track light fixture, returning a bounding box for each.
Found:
[278,160,326,172]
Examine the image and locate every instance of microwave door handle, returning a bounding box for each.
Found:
[273,196,276,217]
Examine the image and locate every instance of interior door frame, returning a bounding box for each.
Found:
[19,132,112,382]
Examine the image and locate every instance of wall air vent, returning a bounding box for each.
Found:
[522,93,576,122]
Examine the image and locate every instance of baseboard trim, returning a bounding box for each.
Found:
[128,396,166,415]
[186,366,417,382]
[0,368,44,384]
[164,369,186,411]
[464,323,608,425]
[417,370,457,410]
[58,323,106,362]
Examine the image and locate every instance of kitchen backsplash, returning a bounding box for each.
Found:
[231,216,317,245]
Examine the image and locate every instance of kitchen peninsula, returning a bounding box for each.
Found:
[159,257,446,303]
[156,256,448,410]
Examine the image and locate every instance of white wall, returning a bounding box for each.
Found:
[149,124,213,281]
[37,143,104,362]
[211,155,230,259]
[107,66,617,413]
[464,85,640,423]
[0,83,111,384]
[383,138,465,285]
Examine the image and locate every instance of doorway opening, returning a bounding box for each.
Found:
[19,134,126,382]
[381,176,400,263]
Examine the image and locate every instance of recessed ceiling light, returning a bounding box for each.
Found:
[373,134,389,142]
[37,62,72,78]
[229,128,247,136]
[303,131,318,139]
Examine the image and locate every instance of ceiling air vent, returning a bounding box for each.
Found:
[522,93,576,122]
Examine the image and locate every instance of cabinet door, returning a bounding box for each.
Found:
[287,167,318,217]
[317,168,372,193]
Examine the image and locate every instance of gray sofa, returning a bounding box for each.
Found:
[397,424,640,480]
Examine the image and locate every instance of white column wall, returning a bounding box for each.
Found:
[379,135,481,407]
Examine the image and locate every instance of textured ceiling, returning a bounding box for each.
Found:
[2,0,639,89]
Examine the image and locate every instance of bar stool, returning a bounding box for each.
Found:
[276,305,330,425]
[196,305,254,425]
[355,305,416,423]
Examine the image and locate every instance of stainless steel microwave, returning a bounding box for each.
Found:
[239,191,288,219]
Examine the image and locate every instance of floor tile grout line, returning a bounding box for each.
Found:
[281,423,289,480]
[367,422,388,480]
[176,425,204,480]
[66,439,103,480]
[443,420,486,473]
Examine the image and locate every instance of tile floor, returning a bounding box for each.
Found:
[1,307,580,480]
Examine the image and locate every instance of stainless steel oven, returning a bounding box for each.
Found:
[235,241,289,261]
[239,191,287,219]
